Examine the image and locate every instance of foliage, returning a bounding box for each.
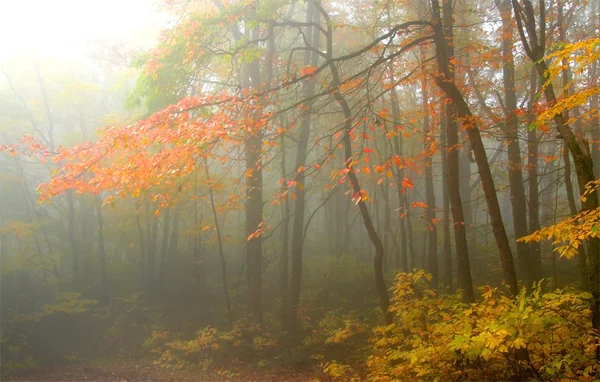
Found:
[535,37,600,127]
[144,321,279,370]
[519,181,600,259]
[323,271,599,381]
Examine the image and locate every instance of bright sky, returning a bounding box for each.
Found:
[0,0,169,62]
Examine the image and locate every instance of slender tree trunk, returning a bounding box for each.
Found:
[317,2,392,323]
[557,0,589,290]
[499,0,537,284]
[205,161,233,326]
[95,195,108,305]
[526,67,542,279]
[289,0,320,331]
[432,0,518,298]
[66,191,80,290]
[279,134,290,328]
[135,202,146,291]
[420,65,438,288]
[390,87,408,271]
[431,0,475,302]
[511,0,600,359]
[440,114,453,293]
[158,208,171,290]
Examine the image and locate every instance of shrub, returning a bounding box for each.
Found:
[363,271,599,381]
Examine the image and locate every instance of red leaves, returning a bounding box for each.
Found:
[300,66,318,77]
[402,178,414,189]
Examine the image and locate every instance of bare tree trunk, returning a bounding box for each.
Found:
[390,85,408,271]
[511,0,600,359]
[95,196,108,305]
[498,0,537,284]
[66,191,81,290]
[440,115,453,293]
[432,0,518,298]
[289,0,320,331]
[431,0,475,302]
[279,134,290,328]
[557,0,589,290]
[316,1,392,323]
[526,67,542,280]
[158,208,171,291]
[205,161,233,326]
[419,55,438,288]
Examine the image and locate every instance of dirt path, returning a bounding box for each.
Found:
[5,361,320,381]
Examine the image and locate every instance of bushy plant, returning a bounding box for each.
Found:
[362,270,599,381]
[144,320,279,370]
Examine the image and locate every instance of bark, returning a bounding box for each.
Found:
[433,0,518,298]
[316,1,392,323]
[557,0,589,290]
[242,17,264,326]
[158,208,171,290]
[95,195,108,305]
[289,0,320,331]
[526,67,542,280]
[135,202,146,290]
[511,0,600,359]
[498,0,538,284]
[421,66,438,289]
[440,114,453,293]
[390,87,408,271]
[431,0,475,302]
[66,191,80,290]
[279,134,290,328]
[205,161,233,326]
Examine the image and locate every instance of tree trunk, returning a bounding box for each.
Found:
[511,0,600,359]
[317,2,392,323]
[95,195,108,305]
[391,88,409,272]
[205,161,233,326]
[420,61,438,289]
[432,0,518,298]
[289,0,320,331]
[526,67,542,281]
[498,0,537,284]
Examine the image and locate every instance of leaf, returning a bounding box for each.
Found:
[300,66,318,76]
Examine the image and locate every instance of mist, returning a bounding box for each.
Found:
[1,0,599,380]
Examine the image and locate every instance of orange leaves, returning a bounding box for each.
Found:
[28,92,273,207]
[247,222,265,241]
[352,189,370,205]
[374,165,386,173]
[411,201,428,208]
[300,65,318,77]
[379,108,389,120]
[402,178,414,189]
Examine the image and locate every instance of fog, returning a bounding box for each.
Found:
[1,0,599,380]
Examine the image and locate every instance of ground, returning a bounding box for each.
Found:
[5,361,320,381]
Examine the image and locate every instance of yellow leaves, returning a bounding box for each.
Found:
[519,206,600,259]
[369,276,598,381]
[511,337,527,350]
[534,37,600,129]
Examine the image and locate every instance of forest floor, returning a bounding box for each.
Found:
[5,360,321,381]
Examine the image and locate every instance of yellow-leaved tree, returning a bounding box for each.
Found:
[519,37,600,361]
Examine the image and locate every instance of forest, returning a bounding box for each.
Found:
[1,0,599,380]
